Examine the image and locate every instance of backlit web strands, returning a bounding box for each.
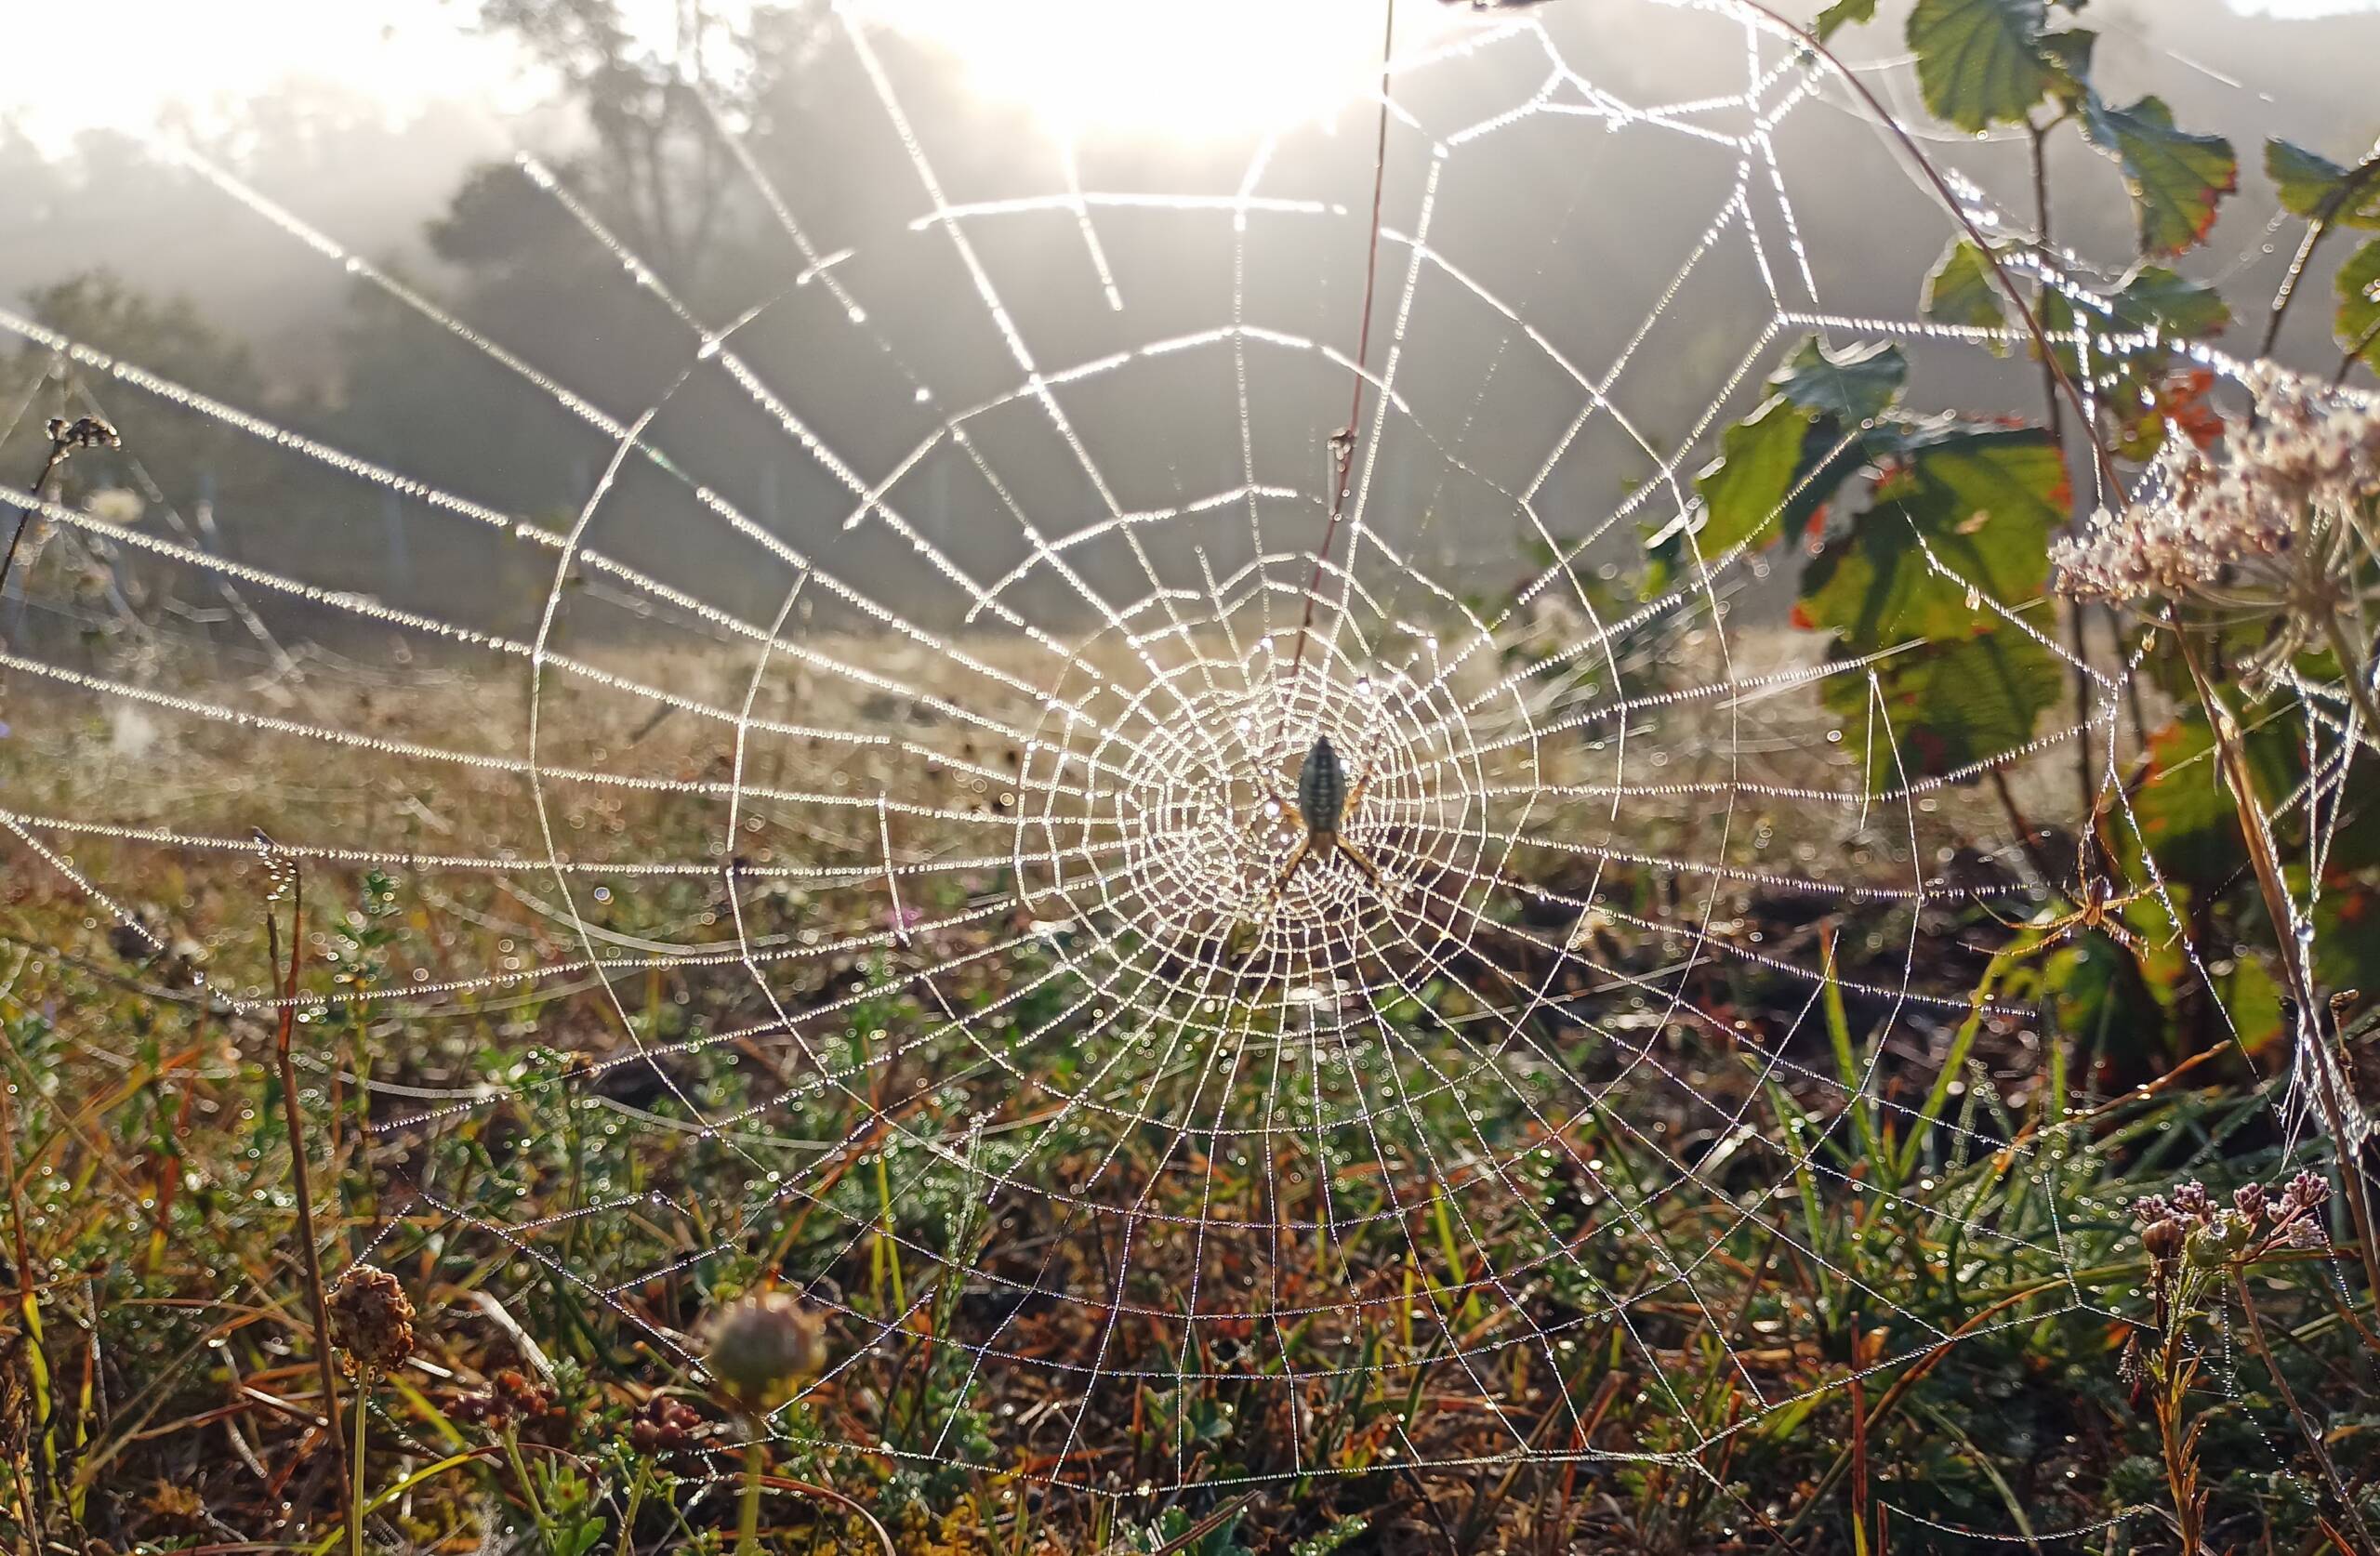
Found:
[0,0,2294,1510]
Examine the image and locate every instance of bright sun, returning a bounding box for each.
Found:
[848,0,1474,143]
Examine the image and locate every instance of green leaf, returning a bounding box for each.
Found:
[1693,397,1818,556]
[1798,429,2063,650]
[2082,94,2238,257]
[1819,629,2063,785]
[2266,138,2380,230]
[2125,716,2245,887]
[1923,239,2009,350]
[1771,336,1908,423]
[1906,0,2053,133]
[2035,28,2096,95]
[2036,265,2229,459]
[2340,236,2380,369]
[2039,933,2167,1059]
[2103,265,2231,337]
[1814,0,1879,41]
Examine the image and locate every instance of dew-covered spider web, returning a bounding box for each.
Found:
[1,0,2347,1521]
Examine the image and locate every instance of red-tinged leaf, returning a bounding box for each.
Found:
[2082,94,2238,257]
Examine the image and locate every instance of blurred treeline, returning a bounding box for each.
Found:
[0,0,987,660]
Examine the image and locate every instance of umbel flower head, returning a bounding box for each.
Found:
[2133,1168,2333,1284]
[328,1264,416,1378]
[703,1290,826,1414]
[2053,364,2380,694]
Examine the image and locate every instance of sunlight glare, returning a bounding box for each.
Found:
[848,0,1472,142]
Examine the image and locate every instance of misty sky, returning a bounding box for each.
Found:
[12,0,2375,422]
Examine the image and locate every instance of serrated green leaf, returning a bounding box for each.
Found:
[1923,239,2009,351]
[1692,397,1817,556]
[2036,265,2228,459]
[2035,27,2096,94]
[1771,336,1908,423]
[1907,0,2053,132]
[2340,236,2380,369]
[2268,137,2351,218]
[2266,138,2380,231]
[2082,94,2237,257]
[1814,0,1879,41]
[2104,265,2230,337]
[1798,429,2063,650]
[1818,628,2063,785]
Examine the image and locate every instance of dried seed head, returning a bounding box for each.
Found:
[328,1265,416,1378]
[628,1393,704,1454]
[703,1291,826,1414]
[44,415,120,454]
[454,1367,560,1432]
[2139,1216,2188,1266]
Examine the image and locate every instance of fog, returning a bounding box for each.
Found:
[6,0,2376,657]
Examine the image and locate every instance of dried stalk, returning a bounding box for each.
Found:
[264,851,349,1500]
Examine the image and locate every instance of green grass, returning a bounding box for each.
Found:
[0,676,2373,1556]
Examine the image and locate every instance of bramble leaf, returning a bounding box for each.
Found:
[1771,336,1908,423]
[1814,0,1878,42]
[1798,429,2062,650]
[2082,95,2237,257]
[2104,265,2231,338]
[1923,239,2009,351]
[2035,28,2096,96]
[2039,265,2229,458]
[2340,237,2380,369]
[1693,397,1818,556]
[1818,628,2063,785]
[1907,0,2053,132]
[2266,138,2380,230]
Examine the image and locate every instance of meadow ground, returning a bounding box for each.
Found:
[0,632,2371,1556]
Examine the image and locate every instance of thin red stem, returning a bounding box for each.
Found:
[1280,0,1396,746]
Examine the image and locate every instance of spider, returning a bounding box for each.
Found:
[1246,734,1393,924]
[1973,823,2169,960]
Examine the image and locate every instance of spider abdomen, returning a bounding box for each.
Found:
[1297,735,1346,837]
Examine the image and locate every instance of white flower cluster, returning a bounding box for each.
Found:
[2052,365,2380,613]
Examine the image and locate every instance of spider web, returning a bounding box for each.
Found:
[0,0,2321,1521]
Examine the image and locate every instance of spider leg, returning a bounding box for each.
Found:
[1967,893,2031,935]
[2092,915,2149,956]
[1230,835,1312,974]
[1334,835,1393,898]
[1253,835,1312,923]
[1343,763,1378,815]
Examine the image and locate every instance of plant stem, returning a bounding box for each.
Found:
[0,441,70,620]
[2028,117,2099,824]
[267,855,350,1499]
[503,1428,550,1545]
[2171,630,2380,1322]
[736,1437,764,1556]
[0,1021,55,1502]
[2233,1272,2375,1551]
[2320,609,2380,751]
[2153,1342,2203,1556]
[619,1461,647,1556]
[350,1380,370,1556]
[2262,157,2380,359]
